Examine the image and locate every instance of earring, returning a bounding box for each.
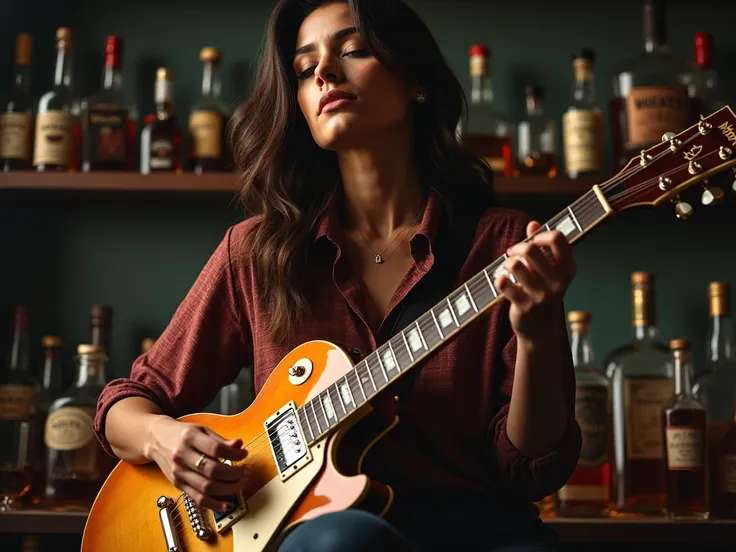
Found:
[415,92,426,103]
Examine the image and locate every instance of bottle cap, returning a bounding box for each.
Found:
[105,35,124,69]
[156,67,173,81]
[42,336,63,348]
[15,33,32,66]
[567,311,591,325]
[631,271,652,285]
[694,32,712,68]
[669,339,690,351]
[469,44,489,58]
[56,27,73,52]
[77,344,106,355]
[200,46,222,62]
[89,305,113,326]
[709,281,731,317]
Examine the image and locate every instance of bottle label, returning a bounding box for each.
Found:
[83,107,129,165]
[562,109,603,174]
[150,139,174,169]
[666,426,704,470]
[0,384,37,420]
[0,112,32,160]
[33,110,73,167]
[720,454,736,493]
[557,483,608,502]
[189,110,222,159]
[625,86,689,149]
[624,378,674,460]
[575,382,609,467]
[44,406,95,451]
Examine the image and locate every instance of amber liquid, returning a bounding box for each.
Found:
[140,115,183,174]
[0,467,31,502]
[46,445,117,511]
[83,119,137,171]
[516,152,557,178]
[557,462,611,517]
[461,134,513,177]
[663,408,708,518]
[1,116,34,172]
[190,112,233,173]
[35,121,81,172]
[714,423,736,518]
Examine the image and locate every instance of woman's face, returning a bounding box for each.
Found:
[293,2,414,151]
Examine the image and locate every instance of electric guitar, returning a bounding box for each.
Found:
[81,106,736,552]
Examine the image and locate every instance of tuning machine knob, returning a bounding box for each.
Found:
[672,195,693,220]
[701,180,725,205]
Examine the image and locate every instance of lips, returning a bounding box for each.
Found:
[318,89,357,115]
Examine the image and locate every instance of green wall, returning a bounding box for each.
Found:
[2,0,736,387]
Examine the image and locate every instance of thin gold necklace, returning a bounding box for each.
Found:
[355,207,424,264]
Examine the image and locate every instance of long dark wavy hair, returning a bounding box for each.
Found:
[228,0,495,342]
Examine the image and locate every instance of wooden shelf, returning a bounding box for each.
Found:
[0,509,87,535]
[0,172,595,199]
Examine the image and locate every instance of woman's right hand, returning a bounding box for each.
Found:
[146,416,251,511]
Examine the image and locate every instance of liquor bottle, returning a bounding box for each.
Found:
[662,339,709,519]
[604,271,673,515]
[33,27,80,172]
[140,67,182,174]
[141,337,156,354]
[609,0,692,170]
[516,85,556,177]
[717,417,736,518]
[693,282,736,516]
[44,344,116,510]
[534,494,555,518]
[556,311,610,517]
[0,33,35,172]
[189,46,232,173]
[89,305,113,357]
[81,35,137,172]
[683,33,725,119]
[457,44,515,177]
[562,49,604,179]
[28,336,65,506]
[0,306,39,511]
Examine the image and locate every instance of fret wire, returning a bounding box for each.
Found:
[310,400,322,433]
[354,364,367,400]
[415,320,428,350]
[333,382,347,415]
[430,309,444,338]
[374,350,389,381]
[342,374,356,409]
[567,205,583,233]
[318,393,330,427]
[464,283,478,312]
[483,268,498,297]
[388,340,401,372]
[364,356,378,392]
[445,297,459,326]
[401,330,415,362]
[298,408,315,442]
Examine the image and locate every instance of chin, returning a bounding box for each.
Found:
[313,123,365,151]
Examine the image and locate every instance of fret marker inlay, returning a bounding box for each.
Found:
[453,292,471,316]
[382,348,396,371]
[438,309,453,328]
[554,216,576,237]
[339,381,353,405]
[407,328,424,352]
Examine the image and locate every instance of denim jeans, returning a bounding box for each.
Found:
[277,509,558,552]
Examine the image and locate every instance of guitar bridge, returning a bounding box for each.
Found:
[265,401,312,481]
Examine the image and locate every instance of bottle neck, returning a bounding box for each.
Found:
[570,326,595,369]
[42,348,64,391]
[201,61,221,98]
[632,284,657,339]
[644,1,668,53]
[8,321,30,372]
[470,74,493,105]
[634,324,659,340]
[572,67,596,106]
[525,95,543,116]
[13,62,30,92]
[707,315,735,363]
[155,78,174,120]
[674,354,693,396]
[102,65,123,92]
[75,355,107,388]
[54,48,73,89]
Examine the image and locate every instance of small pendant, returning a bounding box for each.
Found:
[375,254,383,264]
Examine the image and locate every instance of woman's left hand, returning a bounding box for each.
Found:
[494,221,577,343]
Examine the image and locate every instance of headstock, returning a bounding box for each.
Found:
[601,105,736,219]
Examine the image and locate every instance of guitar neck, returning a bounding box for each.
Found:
[296,186,612,443]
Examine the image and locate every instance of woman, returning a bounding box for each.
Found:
[94,1,581,551]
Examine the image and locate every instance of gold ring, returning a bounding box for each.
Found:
[194,453,206,471]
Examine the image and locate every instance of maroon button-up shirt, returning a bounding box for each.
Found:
[94,190,581,521]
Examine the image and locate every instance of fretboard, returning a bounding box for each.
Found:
[295,187,610,444]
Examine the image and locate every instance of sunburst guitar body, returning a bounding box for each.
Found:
[82,341,398,552]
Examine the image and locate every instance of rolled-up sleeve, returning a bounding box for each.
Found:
[488,304,582,502]
[93,226,253,458]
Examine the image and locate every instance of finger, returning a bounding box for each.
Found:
[177,482,231,512]
[503,256,545,302]
[495,274,530,307]
[529,230,574,277]
[188,427,248,462]
[183,449,250,483]
[526,220,542,238]
[180,466,249,501]
[506,242,557,285]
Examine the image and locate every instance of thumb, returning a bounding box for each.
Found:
[526,220,541,238]
[203,427,244,449]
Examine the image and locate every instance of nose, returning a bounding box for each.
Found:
[314,55,344,88]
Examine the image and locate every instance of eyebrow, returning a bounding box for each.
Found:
[294,26,358,57]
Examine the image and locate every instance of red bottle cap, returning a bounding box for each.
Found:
[469,44,489,58]
[105,35,124,69]
[694,32,712,68]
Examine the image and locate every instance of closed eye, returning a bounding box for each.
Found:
[296,50,369,80]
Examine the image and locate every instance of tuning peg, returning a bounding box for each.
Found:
[701,180,725,205]
[661,132,676,142]
[672,195,693,220]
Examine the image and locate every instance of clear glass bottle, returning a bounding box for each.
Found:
[28,336,65,507]
[189,46,232,174]
[662,339,709,519]
[562,49,603,179]
[81,35,138,172]
[0,33,35,172]
[140,67,182,174]
[516,85,556,177]
[457,44,515,178]
[604,271,673,516]
[609,0,693,170]
[0,306,39,511]
[556,311,610,517]
[693,282,736,517]
[682,32,725,119]
[33,27,79,172]
[44,344,116,510]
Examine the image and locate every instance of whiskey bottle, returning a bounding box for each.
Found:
[141,337,156,354]
[189,47,232,173]
[140,67,182,174]
[663,339,709,519]
[604,271,673,515]
[0,306,39,510]
[556,311,610,517]
[28,336,65,507]
[33,27,79,172]
[89,304,113,357]
[44,344,116,510]
[683,33,725,127]
[0,33,34,172]
[609,0,692,170]
[516,85,556,177]
[562,49,603,179]
[457,44,515,177]
[693,282,736,516]
[81,35,137,172]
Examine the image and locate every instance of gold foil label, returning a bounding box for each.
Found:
[624,378,673,460]
[557,483,608,501]
[562,109,603,174]
[33,110,73,166]
[720,454,736,493]
[44,407,95,451]
[626,86,689,149]
[0,113,32,160]
[666,427,705,469]
[0,384,37,420]
[189,110,222,159]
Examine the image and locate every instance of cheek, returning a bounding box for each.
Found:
[355,65,408,119]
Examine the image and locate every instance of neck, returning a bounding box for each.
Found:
[337,127,424,240]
